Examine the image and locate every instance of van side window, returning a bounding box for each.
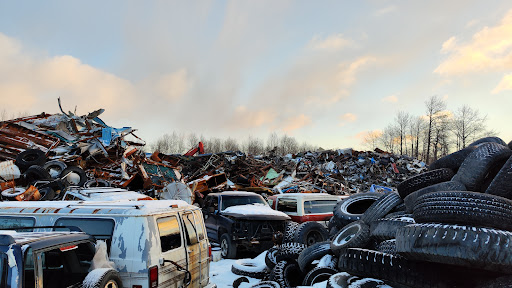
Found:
[192,210,205,241]
[277,198,297,213]
[0,216,35,231]
[55,218,115,249]
[157,216,182,252]
[182,213,198,245]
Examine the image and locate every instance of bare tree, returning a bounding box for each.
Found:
[267,132,279,151]
[280,135,299,155]
[187,133,199,148]
[452,105,487,150]
[380,124,398,153]
[409,116,424,158]
[245,136,265,155]
[395,111,411,155]
[223,137,240,151]
[424,96,446,164]
[362,130,382,150]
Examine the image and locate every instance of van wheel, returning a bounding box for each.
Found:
[82,268,123,288]
[220,233,237,259]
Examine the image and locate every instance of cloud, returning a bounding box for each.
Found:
[435,9,512,75]
[228,106,276,129]
[339,113,357,126]
[309,34,353,51]
[142,69,192,102]
[492,73,512,93]
[282,114,312,132]
[382,95,398,103]
[375,6,397,16]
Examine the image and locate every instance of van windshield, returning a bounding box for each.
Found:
[220,195,267,211]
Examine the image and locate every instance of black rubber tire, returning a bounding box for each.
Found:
[1,187,26,199]
[249,281,281,288]
[231,259,268,279]
[509,140,512,150]
[369,218,414,241]
[396,223,512,274]
[330,221,370,256]
[360,193,402,224]
[284,221,299,243]
[348,278,387,288]
[61,166,88,187]
[265,247,279,269]
[476,275,512,288]
[384,211,408,218]
[82,268,123,288]
[84,179,111,188]
[38,187,56,201]
[452,142,512,191]
[397,168,454,198]
[469,136,507,147]
[328,216,340,230]
[23,165,52,184]
[297,241,331,272]
[338,248,453,288]
[270,260,304,288]
[15,149,46,172]
[486,155,512,200]
[333,193,382,227]
[220,233,237,259]
[302,267,338,286]
[403,180,466,213]
[233,277,250,288]
[429,145,476,172]
[275,242,307,262]
[43,160,67,179]
[375,239,397,256]
[294,222,329,246]
[327,272,353,288]
[413,191,512,231]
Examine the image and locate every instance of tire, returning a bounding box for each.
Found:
[284,221,299,243]
[397,168,454,198]
[476,275,512,288]
[275,242,307,262]
[302,267,338,286]
[15,149,46,172]
[294,222,329,246]
[249,280,281,288]
[369,218,414,241]
[270,260,303,288]
[338,248,453,288]
[232,259,268,279]
[298,241,331,272]
[220,233,237,259]
[61,166,88,187]
[452,142,512,191]
[328,217,340,230]
[43,160,67,179]
[327,272,353,288]
[38,187,56,201]
[330,221,370,256]
[348,278,387,288]
[429,145,476,172]
[413,191,512,231]
[1,187,25,199]
[82,268,123,288]
[333,193,382,227]
[403,181,466,213]
[85,179,111,188]
[469,136,507,147]
[509,140,512,150]
[233,277,250,288]
[360,193,402,224]
[23,165,52,184]
[396,223,512,274]
[486,155,512,200]
[375,239,397,256]
[265,247,279,269]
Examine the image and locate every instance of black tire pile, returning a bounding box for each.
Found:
[236,137,512,288]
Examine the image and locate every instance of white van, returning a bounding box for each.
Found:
[0,200,216,288]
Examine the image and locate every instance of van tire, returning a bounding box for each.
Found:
[294,222,329,246]
[82,268,123,288]
[220,233,237,259]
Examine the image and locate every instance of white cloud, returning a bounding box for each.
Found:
[339,113,357,126]
[382,95,398,103]
[492,73,512,93]
[282,114,312,132]
[309,34,353,51]
[229,106,276,129]
[375,6,397,16]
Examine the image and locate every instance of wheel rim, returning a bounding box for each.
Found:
[306,231,323,246]
[221,238,228,256]
[104,280,118,288]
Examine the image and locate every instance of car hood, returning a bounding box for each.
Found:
[221,204,291,220]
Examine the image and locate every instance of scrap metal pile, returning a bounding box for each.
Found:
[233,136,512,288]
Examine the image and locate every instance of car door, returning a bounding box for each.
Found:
[202,195,219,242]
[180,210,209,288]
[157,215,188,288]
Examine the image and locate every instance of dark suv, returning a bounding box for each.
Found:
[202,191,290,258]
[0,231,122,288]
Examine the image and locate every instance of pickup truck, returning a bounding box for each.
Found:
[267,193,341,223]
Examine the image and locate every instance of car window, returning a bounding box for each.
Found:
[277,198,297,213]
[182,212,198,245]
[304,200,338,214]
[221,195,267,210]
[40,243,93,287]
[55,218,115,249]
[192,210,205,241]
[157,216,182,252]
[24,248,36,287]
[0,216,35,231]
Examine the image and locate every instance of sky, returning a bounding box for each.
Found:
[0,1,511,150]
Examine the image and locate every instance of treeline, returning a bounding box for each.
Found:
[149,132,319,155]
[363,96,495,164]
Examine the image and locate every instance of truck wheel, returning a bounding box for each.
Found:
[265,247,279,269]
[284,221,299,243]
[220,233,237,259]
[294,222,329,246]
[82,268,123,288]
[330,221,370,256]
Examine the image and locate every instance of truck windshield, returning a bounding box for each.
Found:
[221,195,267,210]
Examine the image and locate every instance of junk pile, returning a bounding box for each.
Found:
[232,136,512,288]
